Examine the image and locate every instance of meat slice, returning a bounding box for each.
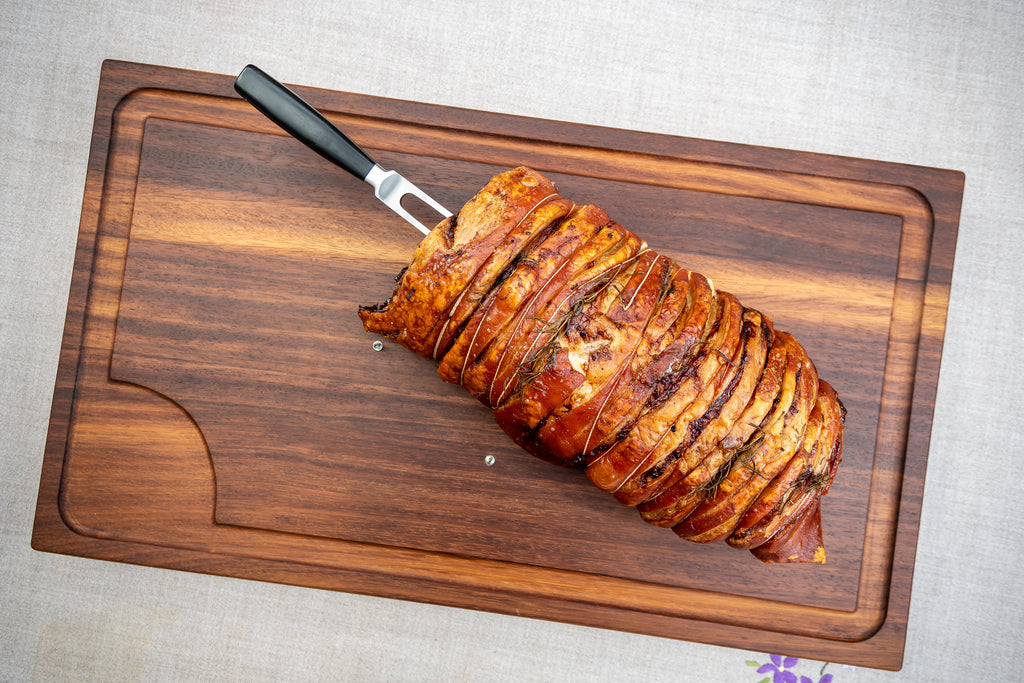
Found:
[578,270,714,466]
[430,194,575,359]
[360,167,560,357]
[488,250,658,456]
[568,267,694,450]
[451,206,629,403]
[673,333,819,543]
[623,309,774,510]
[637,326,788,526]
[729,380,845,561]
[671,311,775,483]
[606,299,761,507]
[487,220,646,411]
[515,253,678,464]
[584,290,744,496]
[437,206,602,392]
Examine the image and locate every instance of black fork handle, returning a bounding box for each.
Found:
[234,64,376,181]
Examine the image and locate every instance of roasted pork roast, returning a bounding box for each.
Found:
[359,167,845,563]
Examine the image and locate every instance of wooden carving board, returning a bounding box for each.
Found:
[33,61,963,670]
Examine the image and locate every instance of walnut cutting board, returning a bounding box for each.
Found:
[33,60,963,670]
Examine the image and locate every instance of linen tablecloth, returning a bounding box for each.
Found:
[3,2,1021,679]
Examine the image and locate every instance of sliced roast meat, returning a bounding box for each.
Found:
[359,167,845,563]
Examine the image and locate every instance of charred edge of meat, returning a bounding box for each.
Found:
[636,448,684,490]
[358,299,392,314]
[444,213,457,243]
[489,257,523,293]
[641,367,686,414]
[578,424,634,465]
[757,319,773,353]
[586,441,614,460]
[393,266,409,283]
[786,367,805,418]
[639,300,725,413]
[640,341,709,414]
[564,450,591,468]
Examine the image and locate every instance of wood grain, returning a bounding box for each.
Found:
[32,60,964,670]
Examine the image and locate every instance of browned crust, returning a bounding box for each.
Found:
[584,290,742,495]
[486,223,646,411]
[749,499,827,564]
[518,253,677,463]
[429,194,574,360]
[636,324,787,526]
[733,381,845,562]
[630,309,774,515]
[436,205,601,393]
[673,333,819,543]
[359,167,561,357]
[578,269,714,466]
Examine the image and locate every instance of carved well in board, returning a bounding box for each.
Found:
[103,93,897,610]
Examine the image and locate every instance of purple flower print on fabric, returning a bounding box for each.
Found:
[747,655,835,683]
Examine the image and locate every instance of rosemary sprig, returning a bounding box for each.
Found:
[737,428,771,481]
[713,347,739,368]
[513,270,619,396]
[698,427,766,494]
[777,465,833,513]
[510,292,603,402]
[699,458,735,494]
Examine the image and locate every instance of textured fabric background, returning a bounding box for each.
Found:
[2,1,1021,680]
